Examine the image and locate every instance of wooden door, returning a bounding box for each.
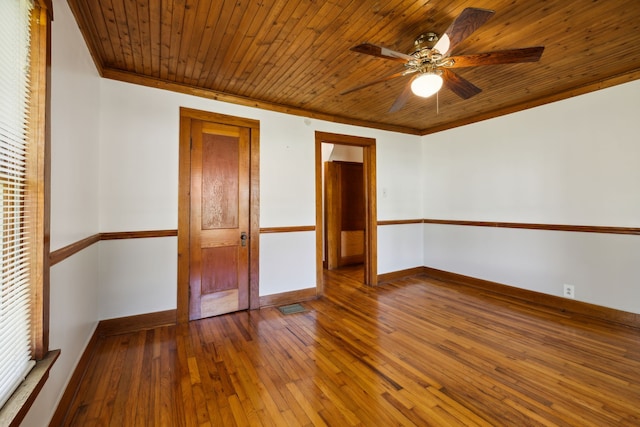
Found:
[324,161,365,269]
[189,120,250,320]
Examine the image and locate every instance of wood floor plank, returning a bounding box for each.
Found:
[64,336,120,425]
[58,267,640,426]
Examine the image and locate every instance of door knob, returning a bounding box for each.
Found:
[240,232,248,247]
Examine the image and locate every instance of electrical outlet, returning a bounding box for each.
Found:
[563,284,575,299]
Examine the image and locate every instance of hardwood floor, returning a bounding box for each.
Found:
[59,269,640,426]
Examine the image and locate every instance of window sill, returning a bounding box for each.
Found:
[0,349,60,427]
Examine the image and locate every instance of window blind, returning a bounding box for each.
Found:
[0,0,36,410]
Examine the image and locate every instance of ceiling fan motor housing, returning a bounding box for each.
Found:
[412,32,439,54]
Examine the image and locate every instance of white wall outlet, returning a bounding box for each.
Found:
[563,284,575,299]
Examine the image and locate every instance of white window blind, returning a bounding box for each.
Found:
[0,0,36,410]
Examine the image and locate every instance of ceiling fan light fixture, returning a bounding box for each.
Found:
[411,73,443,97]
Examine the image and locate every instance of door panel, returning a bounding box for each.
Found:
[202,133,239,229]
[201,246,237,293]
[190,120,250,320]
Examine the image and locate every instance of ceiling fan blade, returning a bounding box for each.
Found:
[341,69,416,95]
[351,43,414,62]
[442,69,482,99]
[447,46,545,68]
[388,75,418,113]
[434,8,495,55]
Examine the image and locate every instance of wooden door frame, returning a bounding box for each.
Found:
[315,131,377,293]
[177,108,260,323]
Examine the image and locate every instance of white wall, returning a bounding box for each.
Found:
[422,80,640,314]
[328,144,363,162]
[376,135,424,273]
[23,248,100,426]
[260,232,316,296]
[378,223,424,274]
[98,238,177,318]
[22,0,102,424]
[48,4,101,250]
[377,136,423,221]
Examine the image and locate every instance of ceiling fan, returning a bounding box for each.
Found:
[342,7,545,112]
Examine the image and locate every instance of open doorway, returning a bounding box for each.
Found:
[323,147,364,270]
[314,131,377,294]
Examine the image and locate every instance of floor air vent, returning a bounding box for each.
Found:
[278,303,306,315]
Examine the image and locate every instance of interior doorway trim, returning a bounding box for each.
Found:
[315,131,377,293]
[177,107,260,323]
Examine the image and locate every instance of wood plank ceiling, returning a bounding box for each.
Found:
[67,0,640,135]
